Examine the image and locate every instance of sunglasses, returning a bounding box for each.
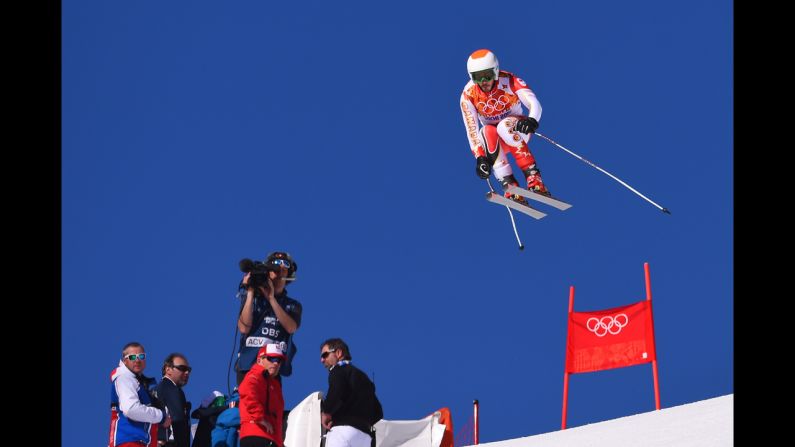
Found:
[265,356,283,364]
[171,364,192,373]
[124,353,146,361]
[270,258,291,269]
[471,71,495,83]
[320,349,336,359]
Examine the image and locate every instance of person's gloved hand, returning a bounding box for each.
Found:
[515,117,539,135]
[475,156,491,179]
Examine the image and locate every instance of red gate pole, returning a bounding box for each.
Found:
[561,286,575,429]
[473,399,479,444]
[645,262,661,410]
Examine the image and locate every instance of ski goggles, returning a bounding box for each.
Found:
[471,70,495,83]
[270,258,291,269]
[124,353,146,361]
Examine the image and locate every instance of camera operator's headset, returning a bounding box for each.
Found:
[227,251,298,395]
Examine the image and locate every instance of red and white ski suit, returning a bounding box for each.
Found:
[460,70,542,181]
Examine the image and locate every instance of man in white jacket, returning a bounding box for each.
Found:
[109,342,172,447]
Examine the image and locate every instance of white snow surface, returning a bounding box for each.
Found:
[468,394,732,447]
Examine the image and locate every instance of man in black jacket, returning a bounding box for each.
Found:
[319,338,383,447]
[156,353,193,447]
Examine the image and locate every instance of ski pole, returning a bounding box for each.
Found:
[487,178,524,250]
[535,132,671,214]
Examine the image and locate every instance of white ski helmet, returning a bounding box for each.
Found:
[467,49,500,82]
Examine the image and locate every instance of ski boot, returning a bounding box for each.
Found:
[499,175,529,206]
[523,166,551,197]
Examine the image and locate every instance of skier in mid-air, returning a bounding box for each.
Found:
[460,49,550,203]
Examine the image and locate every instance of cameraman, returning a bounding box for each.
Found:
[236,251,302,385]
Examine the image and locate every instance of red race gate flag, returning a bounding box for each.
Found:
[566,300,656,374]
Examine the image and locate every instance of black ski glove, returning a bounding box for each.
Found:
[475,156,491,179]
[515,117,539,135]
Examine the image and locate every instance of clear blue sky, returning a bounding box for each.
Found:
[62,1,733,446]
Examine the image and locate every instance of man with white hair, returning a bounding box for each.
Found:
[109,341,171,447]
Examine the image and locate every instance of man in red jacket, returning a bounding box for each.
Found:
[239,344,286,447]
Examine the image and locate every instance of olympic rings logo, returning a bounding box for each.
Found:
[477,95,510,115]
[586,314,629,337]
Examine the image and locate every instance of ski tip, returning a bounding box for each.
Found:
[662,208,671,215]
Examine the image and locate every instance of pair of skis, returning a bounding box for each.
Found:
[478,131,670,248]
[484,181,568,249]
[486,184,571,220]
[483,131,671,217]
